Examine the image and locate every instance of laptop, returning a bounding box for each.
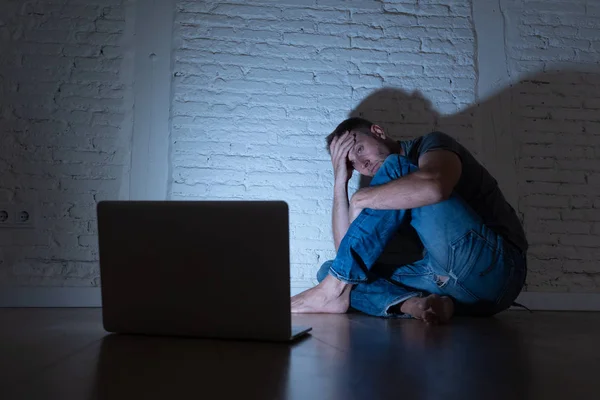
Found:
[97,200,312,342]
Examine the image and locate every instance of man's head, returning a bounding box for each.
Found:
[326,117,394,177]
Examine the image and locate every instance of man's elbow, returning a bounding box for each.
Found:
[431,180,451,203]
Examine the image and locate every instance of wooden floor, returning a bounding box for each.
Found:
[1,309,599,399]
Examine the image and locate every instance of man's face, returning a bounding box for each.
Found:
[347,131,391,177]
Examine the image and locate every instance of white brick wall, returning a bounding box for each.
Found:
[169,0,476,286]
[2,0,600,294]
[0,0,133,286]
[500,0,600,292]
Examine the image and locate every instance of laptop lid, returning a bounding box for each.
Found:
[97,200,293,341]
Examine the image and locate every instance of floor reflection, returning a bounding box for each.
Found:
[287,314,529,400]
[93,334,291,400]
[93,316,529,400]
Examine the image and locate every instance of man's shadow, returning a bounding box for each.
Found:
[350,70,600,288]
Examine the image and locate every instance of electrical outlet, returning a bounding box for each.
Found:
[13,204,35,228]
[0,203,36,229]
[0,203,14,227]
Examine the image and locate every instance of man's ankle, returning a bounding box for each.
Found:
[399,297,420,315]
[321,274,350,296]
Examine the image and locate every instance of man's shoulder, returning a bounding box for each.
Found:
[422,131,456,141]
[410,131,457,145]
[415,131,463,153]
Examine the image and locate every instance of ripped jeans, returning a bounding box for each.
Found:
[317,154,527,318]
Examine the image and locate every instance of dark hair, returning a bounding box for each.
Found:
[325,117,374,153]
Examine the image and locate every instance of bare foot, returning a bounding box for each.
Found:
[400,294,454,324]
[291,275,352,314]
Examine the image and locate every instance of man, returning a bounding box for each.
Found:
[291,117,528,324]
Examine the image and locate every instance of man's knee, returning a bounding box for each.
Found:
[316,260,334,283]
[371,155,418,185]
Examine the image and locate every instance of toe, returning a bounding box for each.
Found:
[423,310,439,325]
[439,297,454,323]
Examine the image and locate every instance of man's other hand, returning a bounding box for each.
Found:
[329,131,355,185]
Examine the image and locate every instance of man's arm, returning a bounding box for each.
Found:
[332,182,350,252]
[328,132,355,252]
[350,149,462,210]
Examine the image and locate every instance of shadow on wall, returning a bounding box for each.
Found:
[348,69,600,289]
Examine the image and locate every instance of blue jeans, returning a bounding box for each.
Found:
[318,154,527,318]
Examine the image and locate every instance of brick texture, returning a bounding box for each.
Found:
[503,0,600,292]
[2,0,600,294]
[0,0,133,286]
[170,0,476,284]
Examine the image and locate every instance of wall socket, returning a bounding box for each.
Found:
[0,203,36,229]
